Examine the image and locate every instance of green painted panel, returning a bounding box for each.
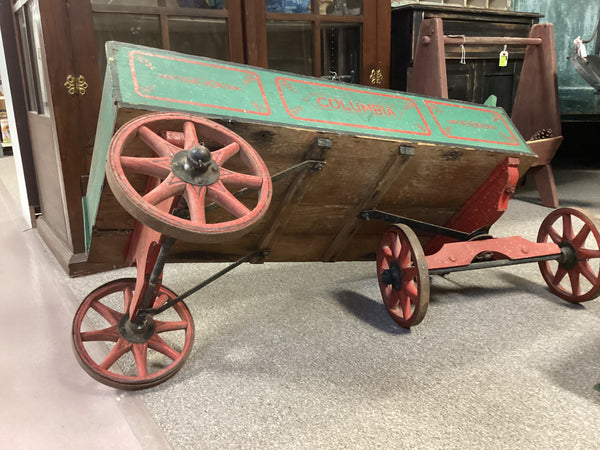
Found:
[108,42,532,155]
[84,41,535,252]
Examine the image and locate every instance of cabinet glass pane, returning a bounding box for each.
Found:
[267,21,313,75]
[169,17,229,60]
[93,13,162,79]
[320,0,362,15]
[265,0,311,14]
[91,0,226,8]
[321,23,360,83]
[167,0,226,8]
[91,0,160,6]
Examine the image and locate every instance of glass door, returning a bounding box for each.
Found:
[250,0,389,87]
[90,0,244,79]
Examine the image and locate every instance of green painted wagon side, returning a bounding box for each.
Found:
[82,42,535,271]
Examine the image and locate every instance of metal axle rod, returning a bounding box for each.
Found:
[138,250,268,317]
[359,209,486,241]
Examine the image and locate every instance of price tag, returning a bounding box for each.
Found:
[499,45,509,67]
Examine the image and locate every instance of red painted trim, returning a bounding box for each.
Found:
[424,100,520,146]
[129,50,271,116]
[425,236,560,271]
[276,77,432,136]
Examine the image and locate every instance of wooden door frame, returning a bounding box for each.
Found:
[0,0,39,211]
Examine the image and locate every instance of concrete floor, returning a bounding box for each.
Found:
[1,154,600,449]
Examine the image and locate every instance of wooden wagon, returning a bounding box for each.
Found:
[72,42,600,389]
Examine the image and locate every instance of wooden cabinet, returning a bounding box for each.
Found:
[390,5,541,114]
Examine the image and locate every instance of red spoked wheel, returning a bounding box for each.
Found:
[537,207,600,302]
[106,112,272,243]
[376,224,430,328]
[72,278,194,390]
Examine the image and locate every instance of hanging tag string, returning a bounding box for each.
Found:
[448,35,467,64]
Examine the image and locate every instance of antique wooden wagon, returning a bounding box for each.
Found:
[72,42,600,389]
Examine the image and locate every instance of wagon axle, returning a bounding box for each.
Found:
[371,207,600,328]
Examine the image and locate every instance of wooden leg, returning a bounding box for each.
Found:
[531,164,559,208]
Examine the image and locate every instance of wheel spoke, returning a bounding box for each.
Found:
[388,289,400,310]
[155,319,189,333]
[381,244,393,259]
[138,126,178,157]
[399,292,412,319]
[184,184,207,225]
[219,168,264,189]
[212,142,240,165]
[99,338,132,370]
[399,241,410,268]
[562,214,574,241]
[143,174,186,205]
[132,343,149,377]
[91,302,123,326]
[405,280,419,299]
[152,293,171,309]
[390,234,401,260]
[207,181,251,218]
[124,287,133,311]
[403,267,418,284]
[183,121,199,149]
[571,224,592,249]
[546,226,563,245]
[578,248,600,259]
[148,334,181,361]
[578,261,599,284]
[552,266,568,287]
[81,325,120,342]
[568,270,581,297]
[120,156,172,179]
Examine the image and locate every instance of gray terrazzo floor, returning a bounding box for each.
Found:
[63,169,600,449]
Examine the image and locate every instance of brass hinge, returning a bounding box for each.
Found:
[64,75,88,96]
[369,68,383,86]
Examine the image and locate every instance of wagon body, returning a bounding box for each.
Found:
[82,42,536,270]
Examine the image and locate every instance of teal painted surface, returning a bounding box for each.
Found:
[514,0,600,115]
[83,41,535,251]
[109,42,532,154]
[82,63,118,252]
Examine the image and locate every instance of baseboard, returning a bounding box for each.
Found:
[35,217,88,276]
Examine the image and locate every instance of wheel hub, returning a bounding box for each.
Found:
[381,260,403,291]
[118,314,156,344]
[557,242,578,270]
[171,144,220,186]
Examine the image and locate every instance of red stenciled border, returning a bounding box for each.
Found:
[276,78,432,136]
[424,100,519,146]
[129,51,271,116]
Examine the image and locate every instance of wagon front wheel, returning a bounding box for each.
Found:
[72,278,194,390]
[377,224,430,328]
[537,207,600,302]
[106,112,272,243]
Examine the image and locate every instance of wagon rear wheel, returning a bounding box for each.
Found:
[537,207,600,302]
[72,278,194,390]
[377,224,430,328]
[106,112,272,243]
